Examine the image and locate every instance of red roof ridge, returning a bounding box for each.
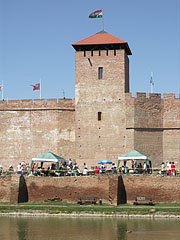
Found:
[72,31,127,46]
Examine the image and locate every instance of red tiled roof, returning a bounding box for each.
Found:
[72,31,132,55]
[73,31,127,45]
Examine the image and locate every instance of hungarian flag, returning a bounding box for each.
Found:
[30,83,40,91]
[89,9,103,18]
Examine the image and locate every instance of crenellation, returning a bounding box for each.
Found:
[21,99,33,107]
[125,92,132,98]
[148,93,161,100]
[0,100,8,107]
[46,99,58,106]
[135,92,146,100]
[6,100,20,107]
[163,93,176,99]
[33,99,46,107]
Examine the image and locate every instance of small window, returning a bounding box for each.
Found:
[98,67,103,79]
[98,112,102,121]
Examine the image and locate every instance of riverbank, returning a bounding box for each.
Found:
[0,202,180,218]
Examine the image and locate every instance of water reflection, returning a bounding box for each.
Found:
[17,218,28,240]
[0,216,179,240]
[116,221,127,240]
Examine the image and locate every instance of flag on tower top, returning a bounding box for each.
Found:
[0,85,3,91]
[30,83,40,91]
[89,9,103,18]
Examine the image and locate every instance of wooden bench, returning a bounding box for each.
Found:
[133,197,154,206]
[77,196,97,205]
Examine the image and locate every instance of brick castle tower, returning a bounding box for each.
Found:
[72,31,132,166]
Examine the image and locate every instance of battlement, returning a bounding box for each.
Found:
[0,98,75,110]
[126,92,180,102]
[125,92,180,130]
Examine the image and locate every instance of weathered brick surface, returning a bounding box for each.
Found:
[0,176,12,202]
[122,175,180,203]
[1,175,180,204]
[125,93,180,166]
[0,175,19,203]
[25,175,118,205]
[75,49,129,167]
[0,99,75,169]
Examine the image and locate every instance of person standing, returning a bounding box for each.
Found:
[168,162,172,176]
[83,163,88,175]
[171,162,176,176]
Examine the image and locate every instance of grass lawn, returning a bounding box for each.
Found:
[0,202,180,216]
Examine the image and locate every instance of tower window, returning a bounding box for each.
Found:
[98,67,103,79]
[98,112,102,121]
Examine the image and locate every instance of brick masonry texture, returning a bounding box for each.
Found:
[0,99,75,168]
[1,175,180,204]
[122,175,180,203]
[0,46,180,169]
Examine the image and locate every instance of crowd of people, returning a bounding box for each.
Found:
[0,159,178,177]
[160,161,176,176]
[118,160,151,174]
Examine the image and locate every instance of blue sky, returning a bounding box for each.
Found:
[0,0,179,100]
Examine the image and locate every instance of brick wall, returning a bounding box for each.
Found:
[163,94,180,164]
[0,175,19,203]
[0,99,75,169]
[25,175,119,205]
[125,93,180,167]
[75,49,128,167]
[0,176,12,202]
[0,175,180,204]
[122,175,180,203]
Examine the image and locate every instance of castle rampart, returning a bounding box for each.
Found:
[0,98,75,110]
[125,93,180,166]
[0,98,75,168]
[1,175,180,204]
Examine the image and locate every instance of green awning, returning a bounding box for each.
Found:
[118,150,150,168]
[32,152,65,163]
[31,152,66,170]
[118,150,149,160]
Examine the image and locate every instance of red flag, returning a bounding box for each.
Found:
[30,83,40,91]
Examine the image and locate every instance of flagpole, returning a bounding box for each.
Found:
[1,81,4,100]
[2,81,3,100]
[40,78,42,99]
[102,9,104,31]
[150,72,154,93]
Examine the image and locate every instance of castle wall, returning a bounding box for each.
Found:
[125,93,180,166]
[0,99,75,169]
[123,175,180,203]
[163,94,180,166]
[1,175,180,204]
